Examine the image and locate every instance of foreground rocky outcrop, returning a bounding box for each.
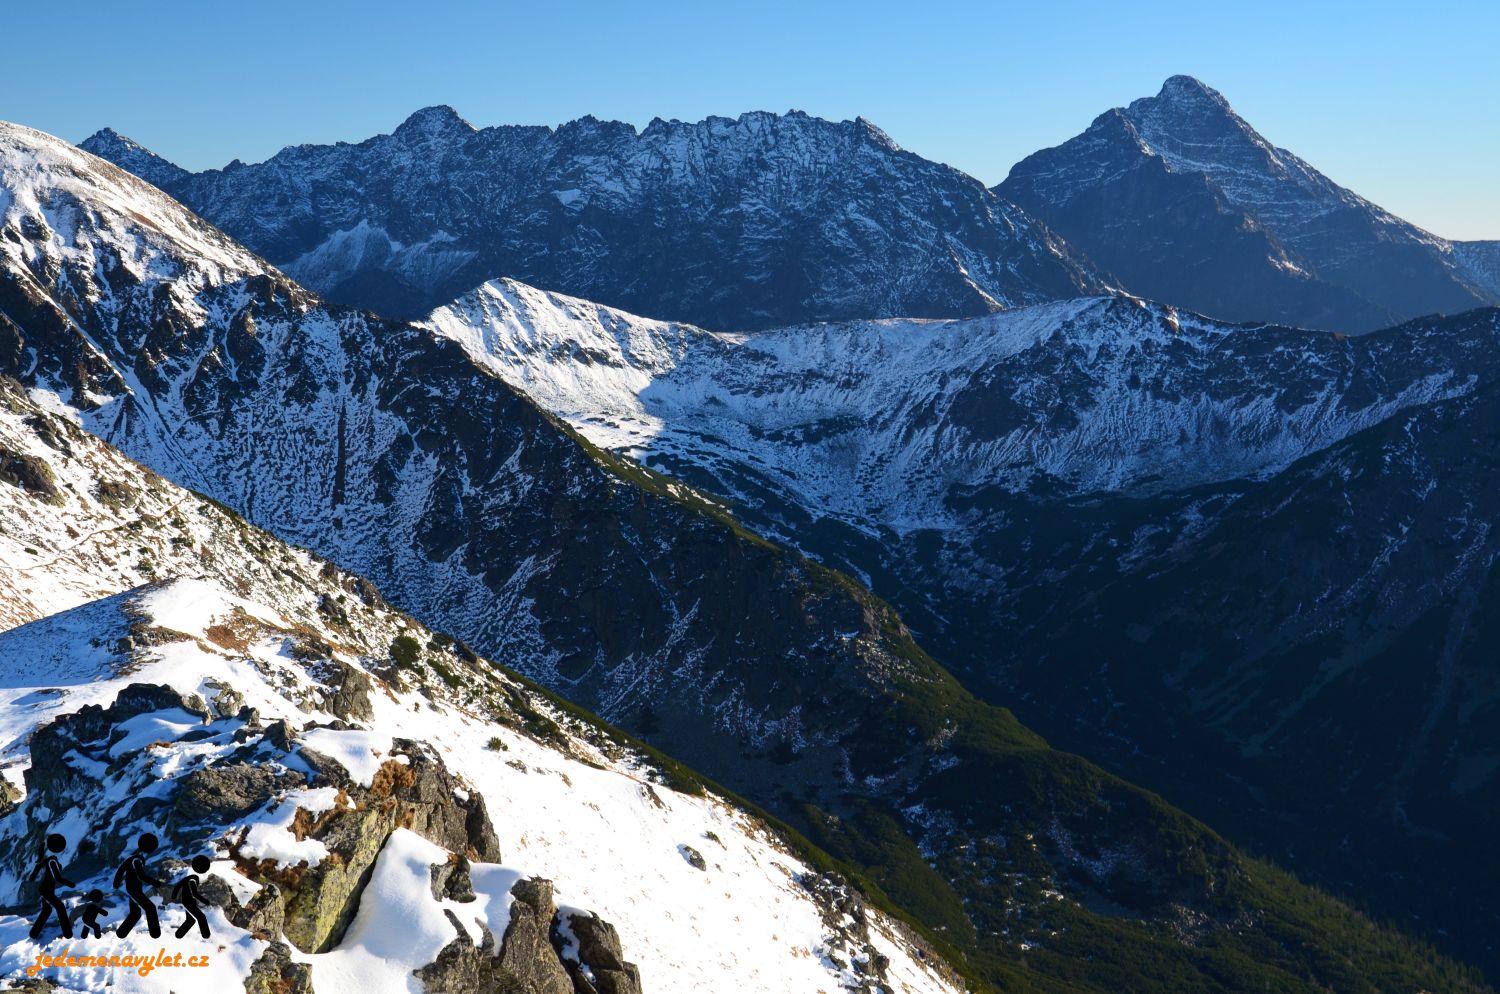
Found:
[4,681,638,994]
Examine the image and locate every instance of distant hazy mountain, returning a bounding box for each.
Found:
[1000,75,1499,331]
[81,109,1104,328]
[427,274,1500,977]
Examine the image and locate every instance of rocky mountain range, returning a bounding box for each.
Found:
[80,109,1104,329]
[1000,75,1499,332]
[83,76,1499,339]
[3,118,1491,993]
[424,273,1500,976]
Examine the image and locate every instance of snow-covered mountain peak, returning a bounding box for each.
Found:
[3,119,267,289]
[392,104,476,141]
[1000,78,1495,332]
[1147,74,1235,112]
[81,106,1104,327]
[1122,76,1287,183]
[427,271,1500,533]
[77,125,190,190]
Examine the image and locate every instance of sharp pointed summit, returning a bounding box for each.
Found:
[1151,73,1233,108]
[78,125,189,189]
[392,104,475,139]
[1000,75,1499,331]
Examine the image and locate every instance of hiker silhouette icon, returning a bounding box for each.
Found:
[113,832,164,939]
[28,833,75,940]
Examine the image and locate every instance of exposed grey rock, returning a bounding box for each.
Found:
[204,678,245,718]
[262,718,297,751]
[321,659,375,722]
[0,446,62,503]
[555,910,644,994]
[244,940,314,994]
[799,872,899,994]
[430,853,477,903]
[174,762,284,821]
[238,737,501,953]
[495,878,573,994]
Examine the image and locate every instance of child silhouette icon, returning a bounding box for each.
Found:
[77,888,109,938]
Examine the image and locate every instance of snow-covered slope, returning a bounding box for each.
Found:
[0,380,958,994]
[1000,76,1498,332]
[427,277,1500,532]
[80,108,1106,328]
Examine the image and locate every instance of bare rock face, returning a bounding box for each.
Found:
[414,876,642,994]
[1001,75,1498,332]
[317,658,376,722]
[555,910,644,994]
[498,878,575,994]
[234,736,503,953]
[83,111,1104,330]
[174,762,284,821]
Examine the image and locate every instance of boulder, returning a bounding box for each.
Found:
[556,911,643,994]
[174,763,286,821]
[321,659,375,722]
[244,940,314,994]
[496,879,573,994]
[430,852,477,903]
[251,737,501,952]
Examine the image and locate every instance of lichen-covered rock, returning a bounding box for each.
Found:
[413,875,643,994]
[246,736,501,953]
[244,940,314,994]
[4,685,504,965]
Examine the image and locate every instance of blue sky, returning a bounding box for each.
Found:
[4,0,1496,239]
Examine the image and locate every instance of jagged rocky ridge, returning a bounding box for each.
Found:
[79,107,1105,328]
[1000,75,1499,332]
[0,378,955,994]
[425,275,1500,977]
[1,121,1491,992]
